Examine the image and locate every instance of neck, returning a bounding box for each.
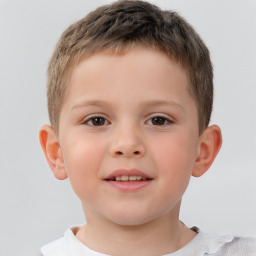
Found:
[76,204,196,256]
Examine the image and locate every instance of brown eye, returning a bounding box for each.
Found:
[91,117,106,126]
[86,117,109,126]
[151,117,168,125]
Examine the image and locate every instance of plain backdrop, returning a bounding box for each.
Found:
[0,0,255,255]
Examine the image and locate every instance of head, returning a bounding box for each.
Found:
[47,0,213,134]
[40,0,222,227]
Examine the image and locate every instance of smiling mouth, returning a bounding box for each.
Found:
[106,176,152,182]
[104,170,153,191]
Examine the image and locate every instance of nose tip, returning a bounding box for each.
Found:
[111,141,145,158]
[110,125,146,158]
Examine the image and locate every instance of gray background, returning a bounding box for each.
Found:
[0,0,255,255]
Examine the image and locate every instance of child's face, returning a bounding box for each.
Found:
[57,46,201,225]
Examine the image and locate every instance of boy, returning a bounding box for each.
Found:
[39,0,256,255]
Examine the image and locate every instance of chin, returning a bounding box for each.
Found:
[112,218,151,227]
[106,210,159,227]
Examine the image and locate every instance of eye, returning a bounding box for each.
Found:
[84,116,110,126]
[147,115,172,126]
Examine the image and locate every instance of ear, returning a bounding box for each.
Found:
[192,125,222,177]
[39,125,67,180]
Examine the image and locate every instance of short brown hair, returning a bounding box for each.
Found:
[47,0,213,134]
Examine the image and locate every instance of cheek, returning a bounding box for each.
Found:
[152,134,197,190]
[61,135,106,197]
[155,134,197,170]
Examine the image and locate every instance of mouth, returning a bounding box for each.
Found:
[104,169,153,191]
[105,175,152,182]
[104,169,153,181]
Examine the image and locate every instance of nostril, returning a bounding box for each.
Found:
[112,147,144,157]
[115,151,140,156]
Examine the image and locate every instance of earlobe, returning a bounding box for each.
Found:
[192,125,222,177]
[39,125,68,180]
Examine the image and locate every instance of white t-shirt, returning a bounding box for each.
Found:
[41,226,256,256]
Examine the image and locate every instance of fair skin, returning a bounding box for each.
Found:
[40,46,222,256]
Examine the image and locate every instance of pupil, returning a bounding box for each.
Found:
[92,117,105,126]
[152,117,165,125]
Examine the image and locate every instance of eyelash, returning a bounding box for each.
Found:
[146,114,173,126]
[83,115,110,126]
[83,114,173,127]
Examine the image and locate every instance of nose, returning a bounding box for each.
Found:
[110,127,146,158]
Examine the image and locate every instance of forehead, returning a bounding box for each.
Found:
[70,46,188,88]
[62,46,196,114]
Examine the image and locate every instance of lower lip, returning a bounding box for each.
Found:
[105,180,152,192]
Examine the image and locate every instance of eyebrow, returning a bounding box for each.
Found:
[141,99,185,110]
[71,99,185,113]
[71,100,113,112]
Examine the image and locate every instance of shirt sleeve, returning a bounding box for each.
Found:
[214,236,256,256]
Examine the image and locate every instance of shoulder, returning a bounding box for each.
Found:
[41,236,70,256]
[40,225,107,256]
[216,236,256,256]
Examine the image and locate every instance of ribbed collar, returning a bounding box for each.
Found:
[164,227,233,256]
[42,226,233,256]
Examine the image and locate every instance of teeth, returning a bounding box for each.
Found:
[113,176,147,181]
[115,176,121,181]
[129,176,137,181]
[121,175,129,181]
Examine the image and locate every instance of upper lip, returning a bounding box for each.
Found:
[104,169,153,180]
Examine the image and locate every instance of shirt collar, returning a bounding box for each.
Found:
[164,227,233,256]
